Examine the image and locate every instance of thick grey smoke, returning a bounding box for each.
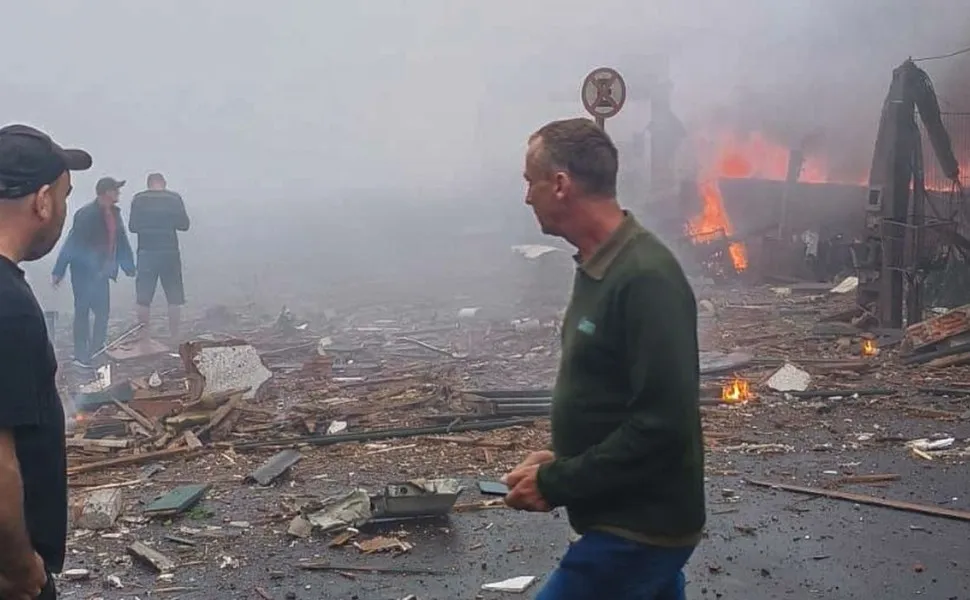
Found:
[2,0,967,309]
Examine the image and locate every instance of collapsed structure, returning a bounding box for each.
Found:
[634,60,967,323]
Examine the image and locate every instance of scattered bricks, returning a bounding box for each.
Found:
[903,304,970,353]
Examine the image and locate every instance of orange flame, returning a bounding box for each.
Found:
[861,338,879,357]
[721,376,751,404]
[687,181,748,272]
[688,131,834,273]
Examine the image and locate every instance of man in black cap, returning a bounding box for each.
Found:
[129,172,190,343]
[0,124,92,599]
[52,176,135,368]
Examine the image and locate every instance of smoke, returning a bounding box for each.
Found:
[2,0,968,311]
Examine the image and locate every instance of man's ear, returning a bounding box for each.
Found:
[553,171,572,201]
[31,185,54,223]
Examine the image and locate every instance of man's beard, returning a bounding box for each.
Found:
[23,223,64,262]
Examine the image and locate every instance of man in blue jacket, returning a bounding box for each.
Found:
[52,177,135,368]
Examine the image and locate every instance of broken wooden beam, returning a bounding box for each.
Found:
[127,541,177,573]
[247,449,302,486]
[745,478,970,522]
[900,342,970,365]
[830,474,901,486]
[164,412,212,430]
[112,399,157,433]
[421,435,515,450]
[163,534,197,547]
[927,352,970,369]
[183,430,203,449]
[68,447,201,476]
[297,562,443,575]
[196,392,243,440]
[917,386,970,397]
[66,438,130,450]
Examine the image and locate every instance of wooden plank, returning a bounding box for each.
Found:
[183,431,203,449]
[831,474,901,486]
[197,393,243,439]
[144,484,210,517]
[127,541,177,573]
[112,399,157,433]
[68,447,200,476]
[66,438,129,450]
[297,562,443,575]
[745,478,970,522]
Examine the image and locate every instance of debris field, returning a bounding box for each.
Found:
[53,279,970,599]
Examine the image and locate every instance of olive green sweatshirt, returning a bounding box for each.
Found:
[536,212,705,546]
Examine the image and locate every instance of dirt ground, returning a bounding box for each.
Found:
[53,279,970,599]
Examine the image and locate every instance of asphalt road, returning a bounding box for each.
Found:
[61,449,969,600]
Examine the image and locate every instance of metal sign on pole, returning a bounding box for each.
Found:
[581,67,627,130]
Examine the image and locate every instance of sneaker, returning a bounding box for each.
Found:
[72,358,93,369]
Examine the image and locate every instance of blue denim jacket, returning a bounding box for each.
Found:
[52,200,135,281]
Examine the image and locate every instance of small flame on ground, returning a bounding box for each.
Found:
[861,338,879,357]
[722,377,751,404]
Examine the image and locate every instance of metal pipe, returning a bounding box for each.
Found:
[468,397,553,405]
[232,417,534,451]
[91,322,145,360]
[786,388,896,399]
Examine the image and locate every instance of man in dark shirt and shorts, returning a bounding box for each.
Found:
[0,124,93,599]
[128,173,190,343]
[503,118,705,599]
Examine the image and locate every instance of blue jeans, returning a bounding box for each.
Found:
[535,531,695,600]
[72,273,110,363]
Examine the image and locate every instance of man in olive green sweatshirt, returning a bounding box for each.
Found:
[502,118,705,600]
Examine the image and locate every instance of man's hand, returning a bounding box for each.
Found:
[0,551,47,600]
[503,464,551,512]
[51,275,62,288]
[501,450,554,485]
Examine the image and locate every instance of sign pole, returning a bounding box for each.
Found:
[581,67,626,131]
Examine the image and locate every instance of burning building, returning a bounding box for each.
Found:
[667,102,968,287]
[669,127,870,281]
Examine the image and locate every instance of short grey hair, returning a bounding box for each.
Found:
[529,118,618,196]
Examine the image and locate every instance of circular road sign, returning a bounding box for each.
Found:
[581,67,627,120]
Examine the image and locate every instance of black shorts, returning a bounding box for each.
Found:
[136,253,185,306]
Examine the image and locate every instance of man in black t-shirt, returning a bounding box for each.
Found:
[129,172,190,342]
[0,124,92,600]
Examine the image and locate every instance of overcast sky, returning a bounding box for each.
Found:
[2,1,967,205]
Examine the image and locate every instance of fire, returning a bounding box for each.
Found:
[721,376,751,404]
[687,131,833,273]
[687,181,748,272]
[861,338,879,357]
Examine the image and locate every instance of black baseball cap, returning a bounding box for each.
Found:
[0,124,92,199]
[96,177,125,195]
